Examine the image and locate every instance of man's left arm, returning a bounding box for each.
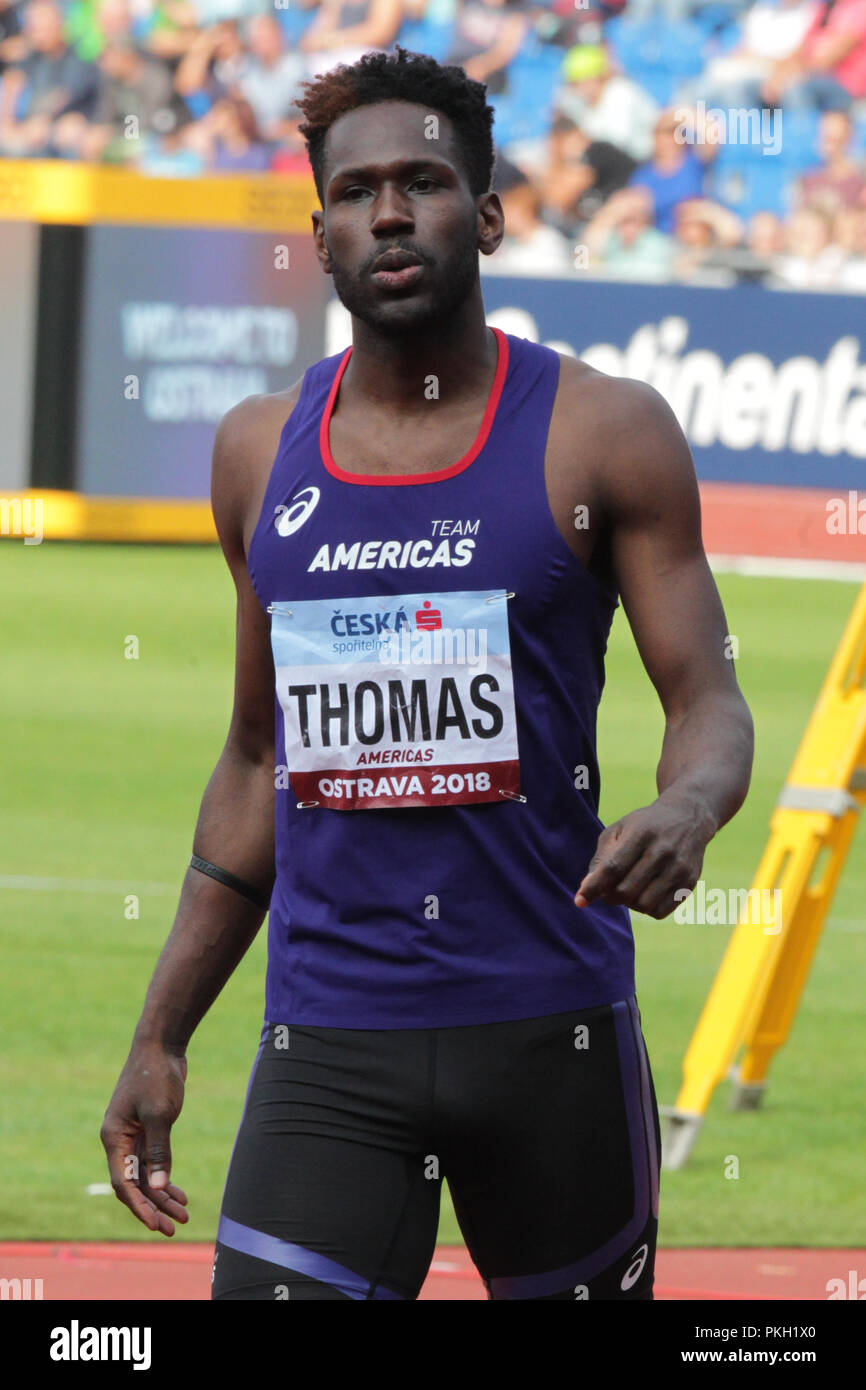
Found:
[575,379,754,919]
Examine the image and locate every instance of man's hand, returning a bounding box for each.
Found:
[575,793,715,920]
[100,1044,190,1237]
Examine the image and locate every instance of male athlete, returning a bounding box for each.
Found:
[101,48,753,1300]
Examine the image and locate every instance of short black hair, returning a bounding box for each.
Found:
[297,47,496,202]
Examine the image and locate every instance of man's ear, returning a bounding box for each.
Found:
[478,191,505,257]
[311,210,333,275]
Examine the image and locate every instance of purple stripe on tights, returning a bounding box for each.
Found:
[217,1214,405,1300]
[628,996,659,1220]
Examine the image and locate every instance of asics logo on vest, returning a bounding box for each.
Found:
[620,1244,649,1291]
[276,487,320,537]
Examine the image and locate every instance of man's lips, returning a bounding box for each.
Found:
[370,249,426,289]
[371,262,425,289]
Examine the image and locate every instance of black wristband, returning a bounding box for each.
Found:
[189,854,271,911]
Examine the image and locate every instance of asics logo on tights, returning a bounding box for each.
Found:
[620,1243,649,1291]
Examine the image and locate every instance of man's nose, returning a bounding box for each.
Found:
[370,184,415,234]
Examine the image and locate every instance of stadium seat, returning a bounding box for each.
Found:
[607,19,667,72]
[628,64,676,106]
[708,158,791,218]
[661,22,706,75]
[777,109,821,170]
[396,19,455,63]
[851,117,866,157]
[606,19,706,106]
[711,121,780,165]
[276,8,315,44]
[487,94,517,147]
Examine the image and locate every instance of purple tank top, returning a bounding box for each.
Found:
[247,328,634,1028]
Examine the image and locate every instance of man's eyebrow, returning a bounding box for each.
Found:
[329,157,455,185]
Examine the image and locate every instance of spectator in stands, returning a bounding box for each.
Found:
[699,208,786,284]
[65,0,203,64]
[299,0,404,76]
[233,13,305,143]
[771,202,847,284]
[628,109,707,236]
[137,119,207,173]
[0,0,99,154]
[484,155,575,273]
[795,109,865,212]
[583,184,675,278]
[763,0,866,110]
[201,92,270,168]
[539,113,638,236]
[64,35,185,161]
[531,0,608,54]
[65,0,139,63]
[445,0,529,95]
[747,208,786,257]
[698,0,819,111]
[671,197,744,281]
[555,43,658,163]
[0,0,26,75]
[174,17,246,112]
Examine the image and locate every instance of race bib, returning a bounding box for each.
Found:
[270,590,521,810]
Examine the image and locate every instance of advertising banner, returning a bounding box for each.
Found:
[481,274,866,491]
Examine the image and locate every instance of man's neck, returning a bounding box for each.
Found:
[340,292,496,411]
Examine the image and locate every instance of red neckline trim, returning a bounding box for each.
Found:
[319,327,509,486]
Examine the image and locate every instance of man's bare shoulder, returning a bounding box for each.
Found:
[213,379,305,469]
[211,379,304,561]
[551,352,696,514]
[554,352,680,442]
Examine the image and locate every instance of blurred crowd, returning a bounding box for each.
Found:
[0,0,865,288]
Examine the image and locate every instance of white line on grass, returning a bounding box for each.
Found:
[708,554,866,582]
[0,874,177,895]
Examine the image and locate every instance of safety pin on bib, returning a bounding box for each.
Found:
[296,800,320,809]
[485,591,515,604]
[267,603,293,616]
[498,789,527,802]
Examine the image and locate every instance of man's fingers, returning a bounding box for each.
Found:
[575,825,646,906]
[112,1168,179,1236]
[592,849,661,908]
[143,1116,174,1189]
[140,1178,189,1226]
[106,1160,161,1232]
[102,1129,179,1235]
[633,865,694,920]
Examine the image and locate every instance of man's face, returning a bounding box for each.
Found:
[820,112,851,162]
[99,0,132,43]
[248,16,281,64]
[27,2,65,51]
[313,101,500,337]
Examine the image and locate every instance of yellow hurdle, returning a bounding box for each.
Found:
[662,582,866,1169]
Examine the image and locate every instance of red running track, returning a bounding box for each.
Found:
[699,481,866,564]
[1,1243,863,1301]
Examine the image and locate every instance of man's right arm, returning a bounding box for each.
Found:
[99,388,299,1236]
